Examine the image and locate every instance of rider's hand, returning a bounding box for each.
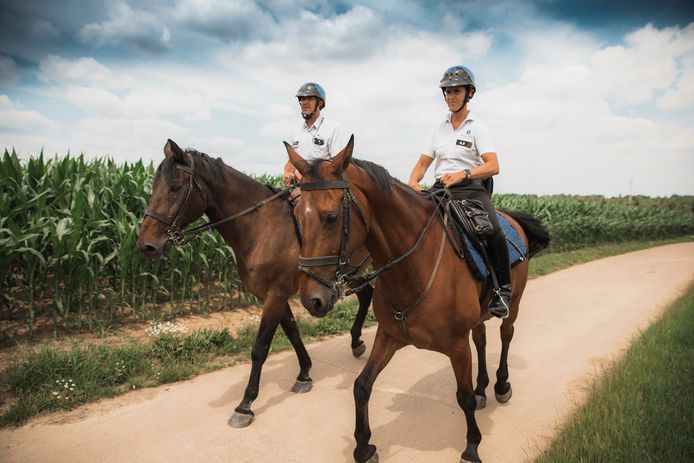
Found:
[408,179,422,192]
[283,169,296,187]
[440,172,463,188]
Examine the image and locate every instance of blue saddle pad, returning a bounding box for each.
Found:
[463,214,526,280]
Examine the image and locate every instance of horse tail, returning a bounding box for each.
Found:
[501,210,551,259]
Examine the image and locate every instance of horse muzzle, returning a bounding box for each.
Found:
[137,237,171,260]
[300,289,337,318]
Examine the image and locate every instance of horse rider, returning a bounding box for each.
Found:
[283,82,350,186]
[407,65,511,319]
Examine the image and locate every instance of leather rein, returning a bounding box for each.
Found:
[144,156,289,246]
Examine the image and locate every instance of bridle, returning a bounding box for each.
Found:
[297,174,371,301]
[144,155,289,246]
[144,159,202,246]
[296,175,446,311]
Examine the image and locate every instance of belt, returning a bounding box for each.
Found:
[433,179,482,189]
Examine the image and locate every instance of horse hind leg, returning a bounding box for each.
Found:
[228,299,284,428]
[350,284,373,358]
[471,323,490,410]
[279,304,313,393]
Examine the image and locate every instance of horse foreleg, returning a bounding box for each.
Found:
[350,284,373,358]
[471,323,489,409]
[494,318,515,403]
[279,303,313,393]
[451,338,483,463]
[228,299,283,428]
[353,326,401,463]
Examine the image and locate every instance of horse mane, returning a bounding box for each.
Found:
[306,157,422,202]
[156,148,228,185]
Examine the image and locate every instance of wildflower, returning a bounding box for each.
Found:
[146,321,188,338]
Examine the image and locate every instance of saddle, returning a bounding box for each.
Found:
[434,192,527,281]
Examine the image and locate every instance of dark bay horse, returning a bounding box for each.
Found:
[285,136,550,463]
[137,139,373,428]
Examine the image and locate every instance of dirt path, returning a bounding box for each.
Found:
[2,242,693,463]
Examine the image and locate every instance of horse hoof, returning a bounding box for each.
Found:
[495,385,512,404]
[291,379,313,394]
[352,341,366,358]
[228,411,254,428]
[365,451,379,463]
[475,394,487,410]
[461,458,481,463]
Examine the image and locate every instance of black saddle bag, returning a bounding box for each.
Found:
[449,198,495,241]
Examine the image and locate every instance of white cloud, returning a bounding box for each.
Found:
[79,2,172,52]
[0,95,57,133]
[658,67,694,111]
[37,55,133,89]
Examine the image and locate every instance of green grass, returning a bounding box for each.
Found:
[536,282,694,463]
[0,239,690,427]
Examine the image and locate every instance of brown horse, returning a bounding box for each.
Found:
[137,139,373,428]
[285,136,550,463]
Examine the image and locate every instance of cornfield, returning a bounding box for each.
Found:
[493,194,694,251]
[1,150,693,338]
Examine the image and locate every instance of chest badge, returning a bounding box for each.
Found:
[313,137,325,146]
[456,139,472,148]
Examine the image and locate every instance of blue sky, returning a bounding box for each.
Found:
[1,0,693,196]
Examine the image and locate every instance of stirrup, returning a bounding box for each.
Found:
[489,288,510,319]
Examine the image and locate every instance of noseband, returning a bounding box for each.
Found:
[297,175,370,299]
[144,159,202,246]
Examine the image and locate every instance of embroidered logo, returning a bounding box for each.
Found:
[466,129,471,135]
[456,139,473,148]
[313,137,325,146]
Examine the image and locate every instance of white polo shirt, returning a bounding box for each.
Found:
[289,115,349,161]
[422,111,496,179]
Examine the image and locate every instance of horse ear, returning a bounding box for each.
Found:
[330,134,354,176]
[164,139,190,166]
[284,141,309,175]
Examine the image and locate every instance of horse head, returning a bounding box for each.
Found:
[285,135,371,317]
[137,139,208,259]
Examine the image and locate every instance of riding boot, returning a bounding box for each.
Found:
[487,234,512,319]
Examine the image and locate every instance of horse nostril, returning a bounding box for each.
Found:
[142,244,158,256]
[310,298,324,314]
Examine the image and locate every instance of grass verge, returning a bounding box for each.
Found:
[535,281,694,462]
[1,238,691,427]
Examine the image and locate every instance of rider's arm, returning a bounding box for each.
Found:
[439,151,499,188]
[408,155,434,192]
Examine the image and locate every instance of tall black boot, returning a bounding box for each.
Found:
[488,234,512,319]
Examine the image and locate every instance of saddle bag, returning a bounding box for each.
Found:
[449,199,495,240]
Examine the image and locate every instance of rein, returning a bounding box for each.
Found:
[297,174,446,331]
[144,156,290,246]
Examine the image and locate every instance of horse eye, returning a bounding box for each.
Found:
[324,213,338,226]
[170,183,182,192]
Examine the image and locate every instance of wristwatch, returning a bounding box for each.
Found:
[463,169,472,181]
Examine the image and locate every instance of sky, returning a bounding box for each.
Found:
[1,0,693,197]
